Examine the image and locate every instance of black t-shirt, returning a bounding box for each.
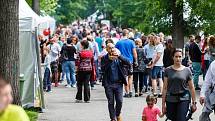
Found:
[61,44,76,61]
[40,39,47,48]
[189,42,202,62]
[164,66,192,102]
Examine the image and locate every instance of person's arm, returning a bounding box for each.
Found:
[200,64,213,105]
[151,52,161,67]
[188,79,197,112]
[42,56,49,66]
[133,48,138,62]
[158,112,165,118]
[101,55,109,73]
[131,41,138,66]
[142,108,146,121]
[188,80,196,103]
[151,44,163,67]
[157,108,164,118]
[162,76,168,114]
[142,115,146,121]
[118,55,131,66]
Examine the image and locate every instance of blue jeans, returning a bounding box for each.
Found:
[192,62,201,87]
[104,83,123,120]
[95,59,100,80]
[62,61,76,85]
[43,68,51,91]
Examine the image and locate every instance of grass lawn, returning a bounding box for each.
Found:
[25,110,38,121]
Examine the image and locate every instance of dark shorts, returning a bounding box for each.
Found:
[51,61,58,73]
[123,63,133,76]
[151,66,163,79]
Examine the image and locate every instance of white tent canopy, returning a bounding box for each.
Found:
[19,0,55,108]
[39,15,56,35]
[19,0,41,30]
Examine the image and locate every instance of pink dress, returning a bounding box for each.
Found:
[142,106,161,121]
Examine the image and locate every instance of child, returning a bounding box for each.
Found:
[142,94,164,121]
[42,48,52,92]
[0,75,30,121]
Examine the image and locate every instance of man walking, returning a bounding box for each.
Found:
[199,60,215,121]
[101,43,130,121]
[189,35,202,90]
[115,29,138,97]
[150,35,164,97]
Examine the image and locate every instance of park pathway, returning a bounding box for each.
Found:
[38,79,215,121]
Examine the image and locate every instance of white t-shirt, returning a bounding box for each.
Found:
[47,43,61,62]
[153,43,164,66]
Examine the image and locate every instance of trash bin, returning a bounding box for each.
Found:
[19,74,25,97]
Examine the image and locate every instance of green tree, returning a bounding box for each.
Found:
[26,0,58,15]
[55,0,98,25]
[97,0,215,48]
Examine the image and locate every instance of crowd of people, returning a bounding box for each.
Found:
[37,21,215,121]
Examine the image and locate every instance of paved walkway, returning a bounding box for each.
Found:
[38,80,215,121]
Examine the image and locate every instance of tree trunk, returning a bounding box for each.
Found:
[171,0,184,48]
[32,0,40,15]
[0,0,21,105]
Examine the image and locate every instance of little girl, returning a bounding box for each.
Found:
[142,94,164,121]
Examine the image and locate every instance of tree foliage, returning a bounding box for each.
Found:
[26,0,215,35]
[55,0,97,25]
[26,0,58,15]
[96,0,215,35]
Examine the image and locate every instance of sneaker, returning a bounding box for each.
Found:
[91,87,96,90]
[46,90,52,92]
[139,93,143,96]
[75,100,83,103]
[65,85,71,88]
[95,81,100,85]
[158,93,162,98]
[145,88,148,93]
[135,93,139,97]
[123,93,129,98]
[71,84,76,88]
[153,93,158,97]
[129,92,133,97]
[195,87,201,90]
[59,80,63,83]
[84,101,90,103]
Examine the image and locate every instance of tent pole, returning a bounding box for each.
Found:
[34,27,45,109]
